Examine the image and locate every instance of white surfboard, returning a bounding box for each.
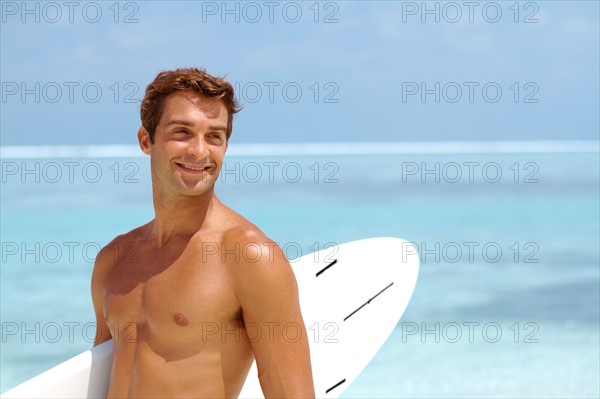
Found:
[2,237,419,398]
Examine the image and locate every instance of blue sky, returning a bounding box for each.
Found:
[1,0,598,145]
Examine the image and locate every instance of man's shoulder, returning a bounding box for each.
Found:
[213,211,299,313]
[94,222,151,268]
[211,202,271,246]
[205,204,289,269]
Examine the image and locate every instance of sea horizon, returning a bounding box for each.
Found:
[0,140,598,159]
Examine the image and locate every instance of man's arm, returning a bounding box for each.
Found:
[91,244,114,347]
[234,239,315,398]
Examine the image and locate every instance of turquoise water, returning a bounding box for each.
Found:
[1,152,599,397]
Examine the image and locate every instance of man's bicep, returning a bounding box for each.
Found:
[237,246,315,397]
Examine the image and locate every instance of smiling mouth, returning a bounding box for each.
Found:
[176,162,214,173]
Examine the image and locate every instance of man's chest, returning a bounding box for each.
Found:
[103,247,241,345]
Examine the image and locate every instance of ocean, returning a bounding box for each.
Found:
[1,142,599,397]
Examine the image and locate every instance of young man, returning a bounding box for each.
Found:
[91,68,315,398]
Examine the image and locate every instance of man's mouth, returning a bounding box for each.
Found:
[175,162,214,173]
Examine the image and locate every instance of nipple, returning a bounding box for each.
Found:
[174,312,189,327]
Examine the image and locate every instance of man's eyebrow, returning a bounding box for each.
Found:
[164,120,227,132]
[164,119,194,127]
[208,126,227,132]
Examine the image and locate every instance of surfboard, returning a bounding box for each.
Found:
[1,237,419,398]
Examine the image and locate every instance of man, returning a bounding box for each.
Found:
[91,67,315,398]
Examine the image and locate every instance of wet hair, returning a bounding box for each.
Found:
[140,67,241,143]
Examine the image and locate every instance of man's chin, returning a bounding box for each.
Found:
[177,180,216,197]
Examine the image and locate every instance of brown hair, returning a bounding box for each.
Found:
[140,67,241,143]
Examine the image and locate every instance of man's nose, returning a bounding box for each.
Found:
[187,135,209,159]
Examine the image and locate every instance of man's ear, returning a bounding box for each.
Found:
[138,126,151,155]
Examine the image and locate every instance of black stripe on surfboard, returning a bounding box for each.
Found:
[316,259,338,277]
[343,282,394,322]
[325,378,346,394]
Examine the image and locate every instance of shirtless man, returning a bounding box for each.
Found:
[91,68,315,398]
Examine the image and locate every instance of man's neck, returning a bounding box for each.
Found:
[150,187,217,247]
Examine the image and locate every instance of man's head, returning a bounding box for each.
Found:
[138,68,240,198]
[140,67,240,143]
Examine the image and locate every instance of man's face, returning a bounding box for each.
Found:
[139,91,229,198]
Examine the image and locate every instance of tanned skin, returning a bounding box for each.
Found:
[91,91,315,398]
